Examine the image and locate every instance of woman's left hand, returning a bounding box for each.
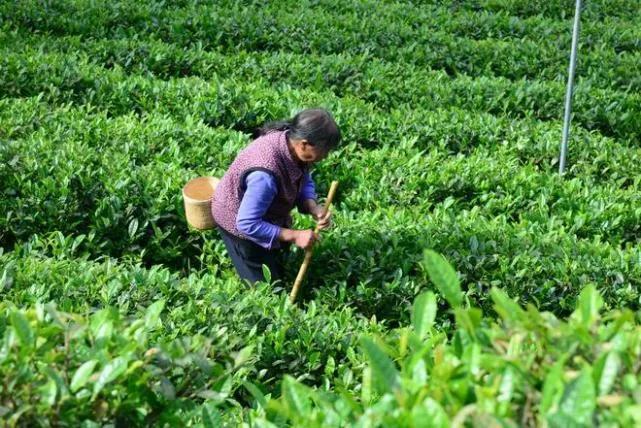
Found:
[312,205,332,230]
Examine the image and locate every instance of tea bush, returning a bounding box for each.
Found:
[1,0,640,425]
[257,252,641,427]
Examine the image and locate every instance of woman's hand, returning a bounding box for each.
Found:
[311,205,332,230]
[294,229,317,250]
[279,228,317,249]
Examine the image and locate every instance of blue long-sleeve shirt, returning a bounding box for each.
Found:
[235,171,316,249]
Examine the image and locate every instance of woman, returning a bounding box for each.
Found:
[211,108,340,284]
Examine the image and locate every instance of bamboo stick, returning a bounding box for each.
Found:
[289,180,339,303]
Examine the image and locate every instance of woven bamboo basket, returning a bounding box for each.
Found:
[182,176,220,230]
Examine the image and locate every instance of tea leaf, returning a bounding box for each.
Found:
[10,311,33,348]
[411,398,449,428]
[243,381,267,408]
[412,291,437,339]
[421,250,462,308]
[490,287,526,325]
[360,337,399,393]
[282,376,309,416]
[540,358,567,415]
[71,360,98,392]
[262,264,272,284]
[202,404,222,428]
[39,377,57,406]
[93,357,128,399]
[556,367,596,425]
[576,284,604,329]
[234,345,254,368]
[144,299,165,330]
[595,352,621,396]
[128,218,138,239]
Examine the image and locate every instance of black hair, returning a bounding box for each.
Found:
[258,108,341,152]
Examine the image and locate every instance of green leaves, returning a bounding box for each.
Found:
[8,234,638,427]
[412,398,449,428]
[542,362,598,426]
[552,367,596,426]
[360,337,399,393]
[281,376,310,416]
[92,357,129,399]
[128,218,139,240]
[233,345,254,368]
[412,291,437,339]
[260,252,641,426]
[575,284,604,329]
[262,264,272,284]
[2,0,641,425]
[540,358,567,416]
[243,381,267,408]
[70,360,98,392]
[595,352,621,396]
[202,404,222,428]
[490,287,526,325]
[39,376,57,406]
[9,311,34,348]
[144,299,165,330]
[421,250,462,308]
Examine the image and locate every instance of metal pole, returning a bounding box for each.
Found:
[559,0,582,174]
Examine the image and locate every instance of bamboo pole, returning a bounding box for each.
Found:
[289,181,339,303]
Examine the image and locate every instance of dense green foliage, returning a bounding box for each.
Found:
[259,252,641,427]
[1,0,640,425]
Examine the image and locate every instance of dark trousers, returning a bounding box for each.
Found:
[217,226,285,284]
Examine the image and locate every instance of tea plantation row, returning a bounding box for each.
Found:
[2,95,640,317]
[2,0,640,93]
[1,0,641,426]
[4,247,641,425]
[2,33,640,141]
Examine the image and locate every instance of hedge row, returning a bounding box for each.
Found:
[2,0,640,93]
[2,46,640,143]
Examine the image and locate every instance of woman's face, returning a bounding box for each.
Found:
[290,139,328,164]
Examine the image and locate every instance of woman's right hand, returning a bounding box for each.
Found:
[294,229,317,250]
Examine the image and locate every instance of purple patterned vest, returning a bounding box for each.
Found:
[211,130,307,240]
